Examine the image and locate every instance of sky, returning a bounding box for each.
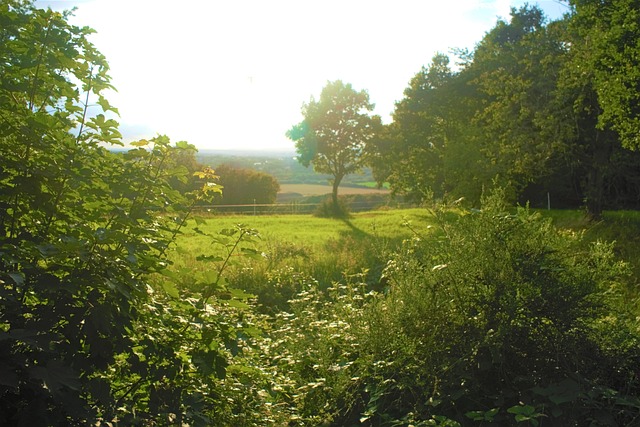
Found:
[35,0,568,152]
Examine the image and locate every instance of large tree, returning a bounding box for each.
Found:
[465,6,570,202]
[377,53,455,201]
[558,0,640,217]
[287,80,381,212]
[567,0,640,150]
[0,2,257,424]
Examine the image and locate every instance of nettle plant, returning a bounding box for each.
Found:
[0,2,267,425]
[265,272,375,425]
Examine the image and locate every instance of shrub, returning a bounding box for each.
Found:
[0,2,271,424]
[265,275,374,425]
[355,189,640,425]
[214,164,280,206]
[268,189,640,425]
[314,196,351,218]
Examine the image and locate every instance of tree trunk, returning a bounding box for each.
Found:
[584,131,613,221]
[331,174,344,215]
[585,164,604,220]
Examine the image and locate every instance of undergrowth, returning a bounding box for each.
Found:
[259,190,640,425]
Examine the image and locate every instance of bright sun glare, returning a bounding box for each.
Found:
[36,0,567,152]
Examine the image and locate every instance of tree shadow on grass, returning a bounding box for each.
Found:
[338,217,370,240]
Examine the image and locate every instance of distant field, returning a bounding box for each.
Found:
[279,183,390,196]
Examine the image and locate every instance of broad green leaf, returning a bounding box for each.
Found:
[220,228,237,237]
[161,281,180,298]
[7,272,24,287]
[130,139,150,147]
[158,269,180,280]
[228,288,254,300]
[224,299,250,309]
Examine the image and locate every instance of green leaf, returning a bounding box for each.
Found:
[7,272,24,287]
[220,228,237,236]
[175,140,194,150]
[161,281,180,298]
[97,95,119,115]
[30,360,81,393]
[158,269,180,280]
[228,288,254,300]
[202,270,221,284]
[192,350,228,379]
[224,299,250,309]
[130,139,150,147]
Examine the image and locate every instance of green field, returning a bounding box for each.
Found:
[176,208,428,250]
[169,208,434,299]
[168,207,640,313]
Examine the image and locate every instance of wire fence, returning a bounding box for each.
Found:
[194,200,413,215]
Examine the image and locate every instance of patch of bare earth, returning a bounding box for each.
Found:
[278,184,389,196]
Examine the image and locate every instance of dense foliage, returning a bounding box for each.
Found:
[370,4,640,218]
[0,2,268,425]
[267,192,640,425]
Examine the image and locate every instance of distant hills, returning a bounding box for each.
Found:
[197,148,296,158]
[196,150,379,189]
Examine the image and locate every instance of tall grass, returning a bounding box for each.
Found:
[169,208,640,308]
[168,208,433,311]
[537,209,640,282]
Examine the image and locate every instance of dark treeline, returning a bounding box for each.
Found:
[369,2,640,218]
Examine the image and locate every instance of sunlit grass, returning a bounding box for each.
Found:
[173,208,431,255]
[167,208,434,310]
[168,207,640,312]
[537,208,640,281]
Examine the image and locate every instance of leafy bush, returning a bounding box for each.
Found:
[355,190,640,425]
[315,196,351,218]
[265,274,373,425]
[266,189,640,425]
[214,163,280,206]
[0,2,274,425]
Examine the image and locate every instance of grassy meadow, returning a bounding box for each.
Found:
[168,206,640,313]
[168,208,434,310]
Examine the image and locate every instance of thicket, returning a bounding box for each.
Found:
[0,2,275,425]
[213,164,280,206]
[3,1,640,426]
[266,192,640,425]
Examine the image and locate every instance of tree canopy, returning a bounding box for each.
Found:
[369,4,640,217]
[287,80,381,214]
